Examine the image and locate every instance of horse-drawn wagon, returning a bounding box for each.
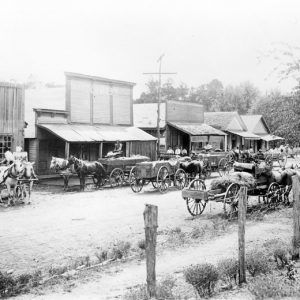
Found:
[182,160,295,218]
[130,160,187,193]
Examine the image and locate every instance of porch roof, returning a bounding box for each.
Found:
[258,134,284,142]
[168,122,226,136]
[227,130,261,140]
[37,123,157,142]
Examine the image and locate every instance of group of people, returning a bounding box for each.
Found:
[166,145,188,156]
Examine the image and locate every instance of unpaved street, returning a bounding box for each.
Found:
[0,175,222,274]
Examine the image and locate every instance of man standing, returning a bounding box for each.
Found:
[175,145,181,156]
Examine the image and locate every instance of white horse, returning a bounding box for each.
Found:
[50,157,72,190]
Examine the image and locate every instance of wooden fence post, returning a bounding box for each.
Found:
[292,175,300,259]
[238,186,247,284]
[143,204,158,298]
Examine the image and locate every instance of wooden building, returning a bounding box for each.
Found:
[240,115,283,150]
[0,82,25,159]
[165,101,227,153]
[26,73,156,174]
[204,111,261,151]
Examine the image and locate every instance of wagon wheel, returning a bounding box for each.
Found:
[223,183,240,218]
[109,168,124,188]
[185,179,207,216]
[156,166,170,193]
[266,182,280,206]
[128,166,137,185]
[174,168,187,190]
[226,153,235,164]
[130,178,144,193]
[218,158,230,177]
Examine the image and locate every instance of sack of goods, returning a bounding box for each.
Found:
[210,172,256,193]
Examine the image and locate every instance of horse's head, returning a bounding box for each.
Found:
[68,155,76,165]
[23,162,35,179]
[50,157,57,170]
[10,159,25,177]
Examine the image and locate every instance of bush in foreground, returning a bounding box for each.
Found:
[248,273,300,299]
[217,258,239,287]
[246,250,271,277]
[184,263,219,297]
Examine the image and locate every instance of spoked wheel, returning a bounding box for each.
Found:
[109,168,124,188]
[151,180,159,189]
[156,166,170,193]
[266,182,280,206]
[130,178,144,193]
[223,183,240,218]
[129,166,137,185]
[218,158,230,177]
[185,179,207,216]
[174,168,187,190]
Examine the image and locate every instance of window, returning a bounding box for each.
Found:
[0,135,12,159]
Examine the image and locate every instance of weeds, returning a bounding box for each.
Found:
[217,258,239,288]
[137,239,146,250]
[110,241,131,260]
[95,249,108,263]
[184,263,219,297]
[246,250,271,277]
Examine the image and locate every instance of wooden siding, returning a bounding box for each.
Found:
[0,83,24,150]
[70,79,91,123]
[93,82,111,124]
[130,141,157,161]
[166,101,204,123]
[37,111,68,124]
[112,86,131,125]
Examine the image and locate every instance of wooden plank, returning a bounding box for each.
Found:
[238,186,247,284]
[292,175,300,259]
[143,204,158,298]
[182,189,208,200]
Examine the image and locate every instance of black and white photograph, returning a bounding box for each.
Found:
[1,0,300,299]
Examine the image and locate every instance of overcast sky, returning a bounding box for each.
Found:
[0,0,300,97]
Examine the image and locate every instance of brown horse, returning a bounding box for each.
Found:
[68,156,106,191]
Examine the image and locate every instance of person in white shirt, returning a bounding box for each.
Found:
[0,147,14,165]
[166,146,174,155]
[181,148,188,156]
[175,145,181,156]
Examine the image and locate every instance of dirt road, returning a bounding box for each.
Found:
[0,175,223,274]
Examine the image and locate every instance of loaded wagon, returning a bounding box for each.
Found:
[182,161,293,218]
[130,160,187,193]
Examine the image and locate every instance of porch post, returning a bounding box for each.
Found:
[99,142,103,159]
[65,141,70,159]
[224,135,228,151]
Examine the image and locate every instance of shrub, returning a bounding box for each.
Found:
[48,265,68,276]
[124,276,176,300]
[246,250,271,277]
[190,227,205,239]
[0,271,17,297]
[217,258,239,287]
[95,249,108,263]
[137,239,146,250]
[248,274,300,299]
[184,263,219,297]
[110,241,131,260]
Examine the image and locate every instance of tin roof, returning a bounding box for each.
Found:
[168,122,226,136]
[37,123,157,142]
[227,130,261,140]
[133,103,166,129]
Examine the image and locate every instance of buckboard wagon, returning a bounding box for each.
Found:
[130,160,187,193]
[182,162,292,218]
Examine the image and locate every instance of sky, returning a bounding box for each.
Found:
[0,0,300,98]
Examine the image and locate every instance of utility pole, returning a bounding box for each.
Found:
[143,55,176,157]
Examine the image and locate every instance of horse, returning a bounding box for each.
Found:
[50,157,72,190]
[1,160,25,205]
[179,160,206,181]
[19,161,38,203]
[68,156,106,191]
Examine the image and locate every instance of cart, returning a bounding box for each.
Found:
[198,152,229,177]
[98,156,150,187]
[182,163,290,218]
[130,160,187,193]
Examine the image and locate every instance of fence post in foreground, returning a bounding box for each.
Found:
[292,175,300,260]
[238,186,247,284]
[143,204,158,298]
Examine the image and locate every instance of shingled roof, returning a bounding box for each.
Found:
[204,111,247,131]
[240,115,270,133]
